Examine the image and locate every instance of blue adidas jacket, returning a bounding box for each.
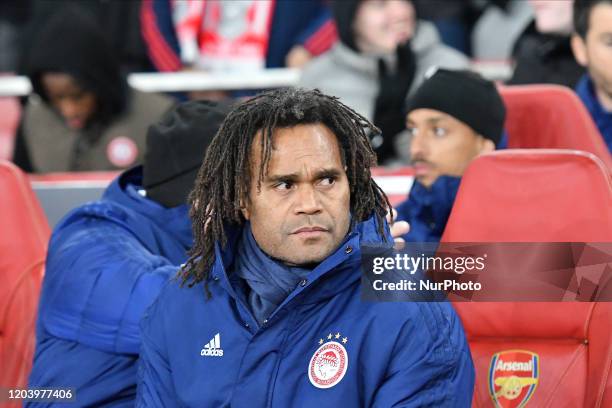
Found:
[576,74,612,153]
[27,167,193,407]
[137,216,474,407]
[395,176,461,243]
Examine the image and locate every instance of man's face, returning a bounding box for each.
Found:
[353,0,415,54]
[407,109,494,188]
[40,72,97,130]
[242,123,351,266]
[572,3,612,108]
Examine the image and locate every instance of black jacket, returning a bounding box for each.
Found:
[508,22,584,88]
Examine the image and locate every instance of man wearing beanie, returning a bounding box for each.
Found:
[396,68,506,242]
[26,101,231,407]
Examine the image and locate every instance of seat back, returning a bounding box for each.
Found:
[0,160,50,393]
[442,149,612,242]
[500,84,612,170]
[441,150,612,407]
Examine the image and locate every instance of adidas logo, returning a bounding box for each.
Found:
[200,333,224,357]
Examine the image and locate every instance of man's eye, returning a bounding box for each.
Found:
[406,126,417,136]
[274,181,293,191]
[319,177,336,186]
[433,127,447,137]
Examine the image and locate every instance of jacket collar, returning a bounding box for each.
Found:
[210,215,391,307]
[404,176,461,242]
[408,176,460,210]
[576,74,612,117]
[103,166,193,249]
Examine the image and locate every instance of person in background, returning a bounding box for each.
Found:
[26,101,231,407]
[21,0,152,74]
[470,0,534,61]
[396,69,506,243]
[508,0,584,87]
[14,7,174,173]
[572,0,612,152]
[141,0,336,73]
[136,87,474,407]
[412,0,478,55]
[299,0,469,164]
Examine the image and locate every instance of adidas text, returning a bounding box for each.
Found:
[200,333,224,357]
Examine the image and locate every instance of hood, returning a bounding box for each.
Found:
[333,0,430,54]
[21,6,128,124]
[330,17,443,72]
[101,166,193,249]
[331,0,361,51]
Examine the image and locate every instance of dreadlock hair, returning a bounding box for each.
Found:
[181,87,392,292]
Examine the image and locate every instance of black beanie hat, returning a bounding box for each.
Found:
[143,100,232,208]
[405,68,506,145]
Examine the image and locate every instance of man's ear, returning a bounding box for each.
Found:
[479,137,495,155]
[571,34,589,67]
[240,197,250,220]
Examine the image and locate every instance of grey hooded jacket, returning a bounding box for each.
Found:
[299,21,469,121]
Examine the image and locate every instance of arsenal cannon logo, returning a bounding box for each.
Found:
[489,350,540,408]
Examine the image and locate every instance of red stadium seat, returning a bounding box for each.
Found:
[443,149,612,242]
[0,97,20,161]
[499,84,612,170]
[441,150,612,407]
[0,160,50,398]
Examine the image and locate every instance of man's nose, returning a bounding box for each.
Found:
[410,132,428,158]
[294,185,323,215]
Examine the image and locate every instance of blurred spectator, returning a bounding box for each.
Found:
[413,0,476,54]
[395,69,506,242]
[471,0,533,60]
[141,0,336,72]
[26,101,230,407]
[14,7,174,173]
[22,0,152,74]
[508,0,584,87]
[573,0,612,152]
[300,0,469,164]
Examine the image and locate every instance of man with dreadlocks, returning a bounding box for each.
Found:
[137,88,474,407]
